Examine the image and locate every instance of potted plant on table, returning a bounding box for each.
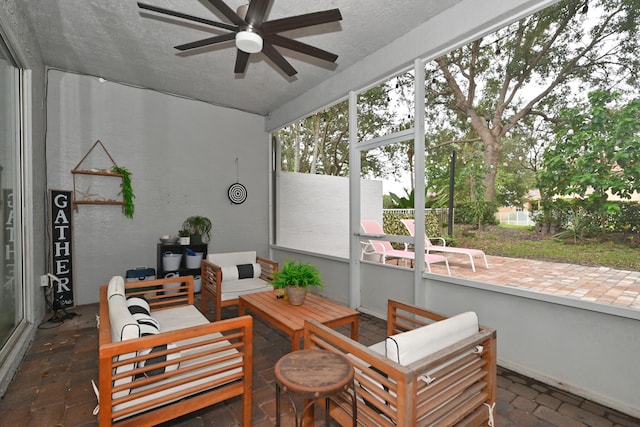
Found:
[270,260,323,305]
[181,216,212,245]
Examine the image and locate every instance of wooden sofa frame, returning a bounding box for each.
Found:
[98,276,253,426]
[303,299,497,426]
[201,256,278,320]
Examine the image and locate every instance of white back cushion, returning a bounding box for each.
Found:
[108,294,140,343]
[108,294,141,399]
[208,251,256,266]
[107,275,125,299]
[385,311,479,366]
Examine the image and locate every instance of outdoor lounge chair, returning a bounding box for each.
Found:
[361,220,451,275]
[401,219,489,272]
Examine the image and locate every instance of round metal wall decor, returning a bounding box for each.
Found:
[228,183,247,204]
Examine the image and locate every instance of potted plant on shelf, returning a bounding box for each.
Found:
[182,216,212,245]
[178,229,191,245]
[270,260,323,305]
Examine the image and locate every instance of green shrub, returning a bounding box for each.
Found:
[382,211,443,249]
[454,202,498,226]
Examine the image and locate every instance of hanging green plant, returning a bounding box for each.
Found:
[111,165,135,218]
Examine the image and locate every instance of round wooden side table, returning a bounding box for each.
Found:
[274,349,356,427]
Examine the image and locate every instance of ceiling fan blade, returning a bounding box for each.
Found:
[234,50,250,74]
[266,34,338,63]
[244,0,270,27]
[205,0,246,26]
[175,32,236,51]
[262,42,297,77]
[261,9,342,35]
[137,2,237,32]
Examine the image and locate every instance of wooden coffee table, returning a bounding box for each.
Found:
[238,291,359,351]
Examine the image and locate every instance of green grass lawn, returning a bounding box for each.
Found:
[452,225,640,271]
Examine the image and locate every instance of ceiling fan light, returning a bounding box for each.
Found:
[236,31,263,54]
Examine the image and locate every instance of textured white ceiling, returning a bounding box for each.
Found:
[18,0,463,115]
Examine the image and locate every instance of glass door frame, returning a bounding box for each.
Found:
[0,25,31,367]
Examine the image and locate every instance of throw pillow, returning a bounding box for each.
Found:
[139,343,180,377]
[221,263,262,282]
[134,313,160,336]
[133,313,180,377]
[126,296,150,316]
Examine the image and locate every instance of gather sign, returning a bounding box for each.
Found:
[50,190,74,308]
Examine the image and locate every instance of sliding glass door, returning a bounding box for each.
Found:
[0,35,22,349]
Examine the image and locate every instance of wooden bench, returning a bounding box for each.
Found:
[98,275,253,426]
[303,299,497,426]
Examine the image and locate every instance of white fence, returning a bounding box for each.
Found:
[495,210,534,226]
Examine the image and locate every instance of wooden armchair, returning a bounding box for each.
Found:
[303,299,497,426]
[201,251,278,320]
[98,276,253,426]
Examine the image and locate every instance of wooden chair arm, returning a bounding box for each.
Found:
[257,257,278,281]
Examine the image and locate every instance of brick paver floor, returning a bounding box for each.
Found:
[426,254,640,310]
[1,300,638,426]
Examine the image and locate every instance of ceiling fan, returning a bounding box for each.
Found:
[138,0,343,77]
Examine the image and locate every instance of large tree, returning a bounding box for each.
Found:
[426,0,639,202]
[537,90,640,223]
[275,85,408,178]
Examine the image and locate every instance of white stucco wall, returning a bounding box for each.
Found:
[45,70,270,304]
[424,274,640,419]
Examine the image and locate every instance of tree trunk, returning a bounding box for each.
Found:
[478,128,501,202]
[309,113,321,174]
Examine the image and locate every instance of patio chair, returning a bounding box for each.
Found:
[401,219,489,272]
[361,220,451,275]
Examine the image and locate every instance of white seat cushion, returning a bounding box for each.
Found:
[220,278,272,301]
[151,305,209,331]
[114,332,242,420]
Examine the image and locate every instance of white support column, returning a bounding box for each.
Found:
[413,59,426,305]
[348,90,361,309]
